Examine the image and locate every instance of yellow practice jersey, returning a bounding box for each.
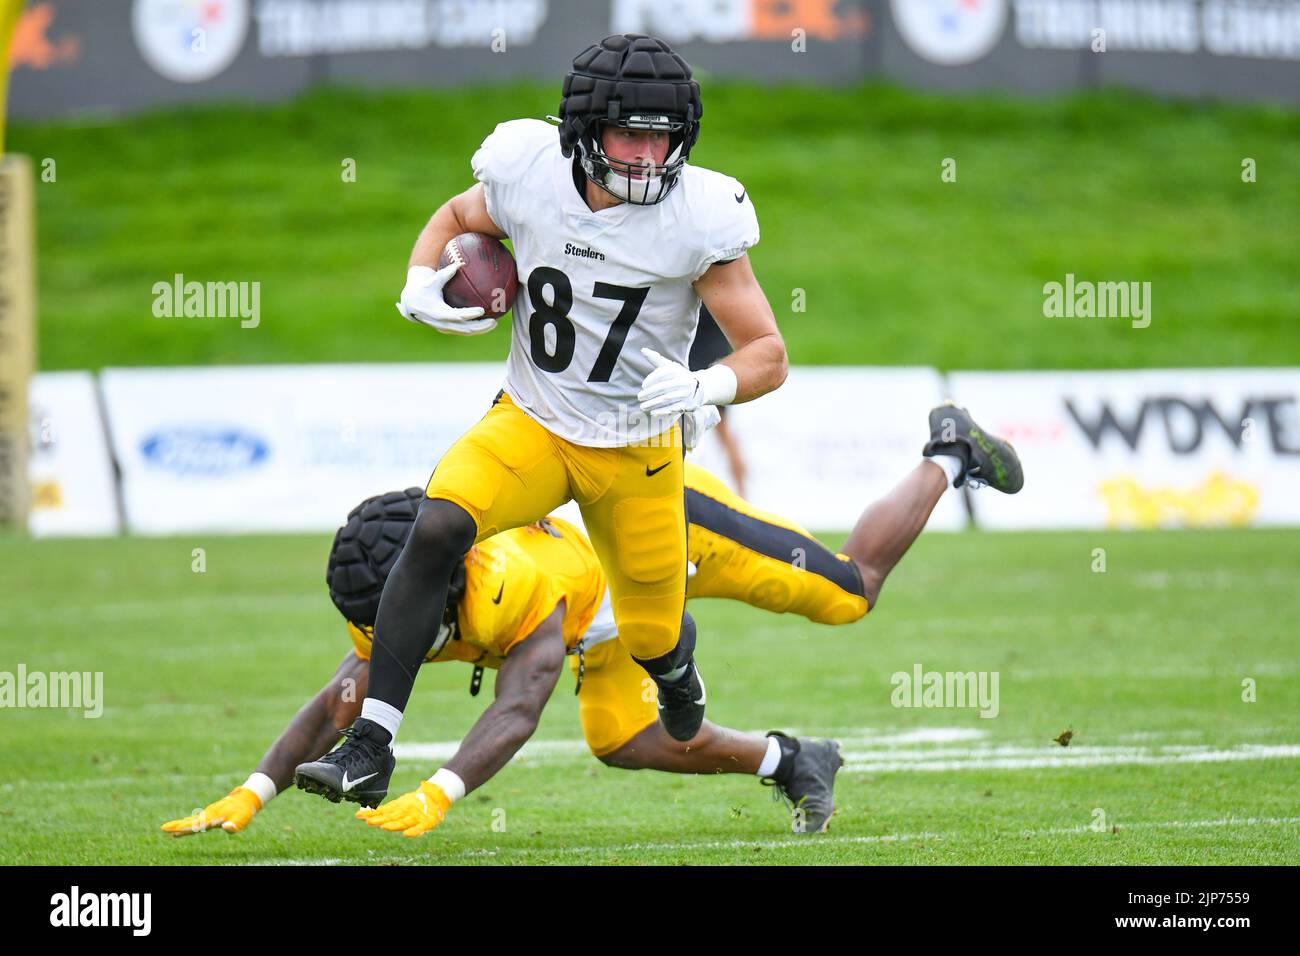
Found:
[348,516,607,670]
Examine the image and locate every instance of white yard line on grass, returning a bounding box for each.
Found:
[843,744,1300,772]
[396,730,1300,773]
[16,730,1295,792]
[827,728,988,745]
[395,739,592,762]
[253,815,1300,865]
[392,728,989,763]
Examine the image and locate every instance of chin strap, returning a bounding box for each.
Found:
[574,639,586,696]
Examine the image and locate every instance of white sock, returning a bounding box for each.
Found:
[240,772,277,807]
[755,736,782,777]
[925,454,964,488]
[360,698,403,743]
[428,768,466,803]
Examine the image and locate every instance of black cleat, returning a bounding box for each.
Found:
[294,721,395,807]
[654,660,707,742]
[923,401,1024,493]
[763,732,843,834]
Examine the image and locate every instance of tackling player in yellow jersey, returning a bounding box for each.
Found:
[166,403,1023,838]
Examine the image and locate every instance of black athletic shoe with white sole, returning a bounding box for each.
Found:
[763,732,843,834]
[923,401,1024,494]
[654,659,707,742]
[294,721,395,807]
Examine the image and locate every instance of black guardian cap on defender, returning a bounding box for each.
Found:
[327,488,466,651]
[558,33,702,206]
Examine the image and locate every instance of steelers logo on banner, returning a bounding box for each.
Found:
[891,0,1008,66]
[133,0,249,83]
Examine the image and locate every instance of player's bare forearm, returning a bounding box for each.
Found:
[721,332,787,403]
[602,720,766,774]
[441,701,541,794]
[408,183,506,269]
[694,255,788,403]
[441,606,567,793]
[253,651,367,793]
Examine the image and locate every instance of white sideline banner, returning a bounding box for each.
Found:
[101,364,509,535]
[28,372,121,537]
[687,366,966,532]
[947,369,1300,530]
[100,364,964,535]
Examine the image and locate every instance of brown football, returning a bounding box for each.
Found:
[437,232,519,320]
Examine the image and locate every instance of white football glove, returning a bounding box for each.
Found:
[637,348,737,416]
[396,264,497,337]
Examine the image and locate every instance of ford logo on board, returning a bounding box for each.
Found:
[140,427,270,476]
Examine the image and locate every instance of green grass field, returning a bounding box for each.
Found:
[7,81,1297,866]
[11,82,1300,372]
[3,527,1296,865]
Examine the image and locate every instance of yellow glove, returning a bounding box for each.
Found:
[161,787,263,836]
[356,780,451,838]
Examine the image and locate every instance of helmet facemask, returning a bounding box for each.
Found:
[577,114,688,206]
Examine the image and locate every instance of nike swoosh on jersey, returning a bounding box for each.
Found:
[341,771,378,792]
[646,461,672,477]
[734,190,746,203]
[492,582,505,604]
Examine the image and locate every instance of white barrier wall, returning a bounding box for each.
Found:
[688,366,967,532]
[45,364,1300,536]
[99,364,509,534]
[97,363,963,535]
[28,372,120,537]
[947,369,1300,530]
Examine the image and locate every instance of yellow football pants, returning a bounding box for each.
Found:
[571,639,659,757]
[427,392,687,661]
[683,463,870,625]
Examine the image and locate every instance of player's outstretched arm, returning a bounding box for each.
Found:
[441,605,567,792]
[357,605,567,838]
[694,254,788,404]
[160,651,366,836]
[254,650,368,790]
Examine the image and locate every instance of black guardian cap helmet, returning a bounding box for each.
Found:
[558,33,702,206]
[327,488,466,656]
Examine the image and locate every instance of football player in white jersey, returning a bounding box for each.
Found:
[296,34,788,805]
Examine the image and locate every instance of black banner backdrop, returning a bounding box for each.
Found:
[8,0,1299,121]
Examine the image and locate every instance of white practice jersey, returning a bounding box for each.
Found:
[472,118,760,447]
